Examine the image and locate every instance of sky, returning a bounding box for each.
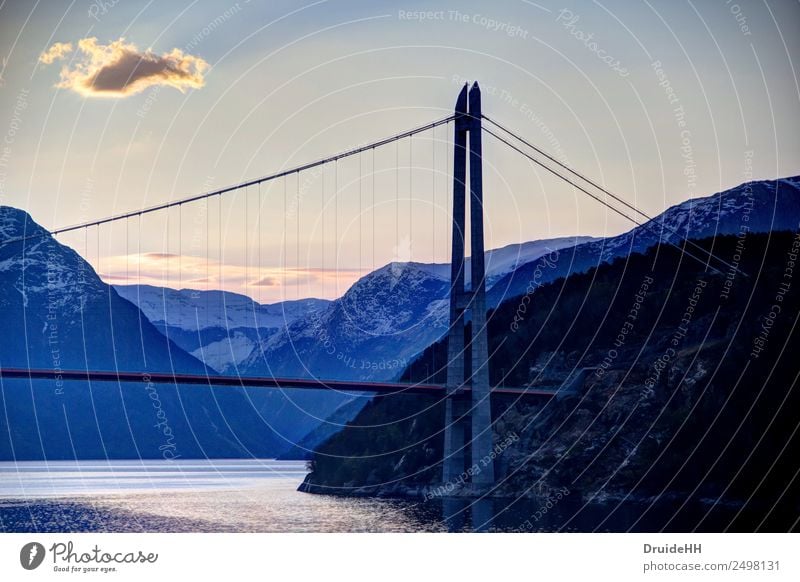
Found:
[0,0,798,302]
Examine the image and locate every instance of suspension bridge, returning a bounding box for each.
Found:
[0,82,740,487]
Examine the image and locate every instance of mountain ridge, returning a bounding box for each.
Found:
[0,206,292,460]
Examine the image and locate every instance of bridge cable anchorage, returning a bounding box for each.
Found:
[481,115,747,278]
[0,115,457,248]
[482,126,734,278]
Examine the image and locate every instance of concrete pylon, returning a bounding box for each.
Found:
[442,82,494,488]
[467,82,494,486]
[443,84,469,484]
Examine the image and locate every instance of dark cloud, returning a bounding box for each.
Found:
[41,37,207,98]
[251,276,278,287]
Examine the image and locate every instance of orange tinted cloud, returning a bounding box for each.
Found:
[98,253,368,302]
[39,42,73,64]
[41,37,207,97]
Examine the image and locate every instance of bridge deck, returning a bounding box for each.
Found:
[0,368,556,398]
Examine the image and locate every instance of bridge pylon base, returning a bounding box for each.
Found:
[443,395,470,484]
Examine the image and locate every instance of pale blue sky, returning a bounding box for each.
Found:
[1,0,798,300]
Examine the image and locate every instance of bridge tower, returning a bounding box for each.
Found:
[443,82,494,488]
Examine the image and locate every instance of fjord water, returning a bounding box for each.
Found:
[0,460,747,532]
[0,459,450,532]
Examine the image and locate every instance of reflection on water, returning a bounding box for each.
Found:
[0,460,445,533]
[0,459,310,498]
[0,461,759,532]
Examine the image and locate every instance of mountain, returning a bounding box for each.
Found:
[481,237,598,287]
[301,231,800,532]
[242,177,799,387]
[488,176,800,305]
[237,178,798,457]
[111,238,592,458]
[112,285,364,450]
[114,284,329,374]
[0,206,289,460]
[240,235,594,383]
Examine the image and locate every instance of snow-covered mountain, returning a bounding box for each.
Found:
[241,176,799,389]
[279,176,799,458]
[115,285,329,331]
[240,235,594,382]
[115,285,328,374]
[0,206,291,460]
[110,236,592,456]
[482,237,598,287]
[7,177,790,460]
[489,176,800,305]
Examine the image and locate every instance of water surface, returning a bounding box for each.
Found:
[0,459,446,532]
[0,460,762,532]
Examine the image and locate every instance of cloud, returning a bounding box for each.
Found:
[143,252,180,260]
[97,253,369,302]
[251,276,278,287]
[39,42,73,64]
[41,37,207,97]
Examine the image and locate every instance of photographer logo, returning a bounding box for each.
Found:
[20,542,46,570]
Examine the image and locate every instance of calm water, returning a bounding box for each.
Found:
[0,460,757,532]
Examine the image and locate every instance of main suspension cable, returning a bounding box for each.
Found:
[1,115,457,248]
[482,126,732,276]
[482,114,745,277]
